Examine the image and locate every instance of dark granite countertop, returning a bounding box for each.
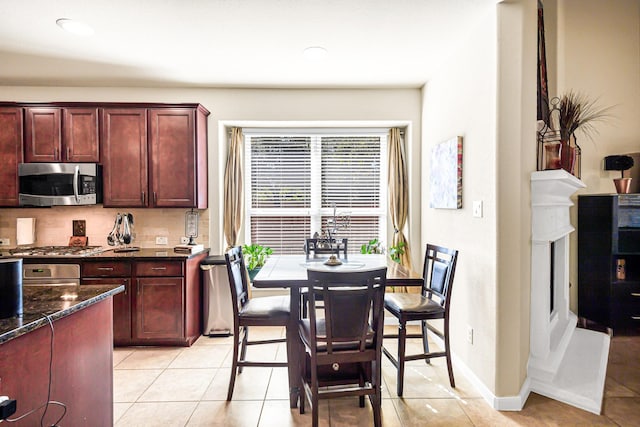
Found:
[0,284,124,344]
[87,247,209,260]
[0,247,209,262]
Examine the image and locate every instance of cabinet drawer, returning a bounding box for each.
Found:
[135,261,183,277]
[83,261,131,277]
[612,282,640,301]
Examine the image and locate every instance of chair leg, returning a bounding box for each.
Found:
[227,325,241,401]
[397,321,407,397]
[421,320,431,365]
[311,363,319,427]
[299,353,306,414]
[299,388,306,414]
[359,369,365,408]
[238,326,248,374]
[444,319,456,388]
[371,359,382,427]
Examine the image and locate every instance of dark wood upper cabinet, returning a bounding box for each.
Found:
[1,101,208,209]
[148,107,208,208]
[25,107,99,162]
[63,108,100,162]
[24,107,61,162]
[0,107,23,206]
[102,105,208,208]
[100,108,148,207]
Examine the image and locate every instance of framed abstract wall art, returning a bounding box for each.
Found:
[429,136,462,209]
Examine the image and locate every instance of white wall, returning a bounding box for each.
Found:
[421,6,499,392]
[495,0,537,398]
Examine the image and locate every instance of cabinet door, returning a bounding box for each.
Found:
[148,108,196,207]
[24,107,61,162]
[0,108,23,206]
[101,108,148,207]
[135,277,184,341]
[63,108,99,162]
[82,277,132,345]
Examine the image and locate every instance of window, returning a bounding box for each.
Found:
[244,129,388,254]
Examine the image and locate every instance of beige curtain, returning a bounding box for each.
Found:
[388,128,414,293]
[223,127,244,249]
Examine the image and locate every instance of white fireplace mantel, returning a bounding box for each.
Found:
[527,170,610,415]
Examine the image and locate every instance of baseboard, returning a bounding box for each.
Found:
[425,328,529,412]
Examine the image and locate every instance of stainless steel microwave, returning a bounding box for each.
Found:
[18,163,102,207]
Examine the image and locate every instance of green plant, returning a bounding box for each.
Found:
[242,244,273,270]
[360,239,384,255]
[389,241,406,263]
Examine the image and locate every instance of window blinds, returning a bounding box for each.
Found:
[246,132,387,255]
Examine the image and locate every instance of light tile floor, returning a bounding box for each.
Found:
[113,327,640,426]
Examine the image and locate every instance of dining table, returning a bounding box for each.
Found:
[252,253,424,408]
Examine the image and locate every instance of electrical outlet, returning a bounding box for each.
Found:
[180,237,189,244]
[472,200,483,218]
[0,238,10,246]
[155,236,168,245]
[466,325,474,344]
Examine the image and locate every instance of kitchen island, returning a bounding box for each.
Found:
[0,284,123,426]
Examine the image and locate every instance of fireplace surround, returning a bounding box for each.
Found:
[527,170,610,414]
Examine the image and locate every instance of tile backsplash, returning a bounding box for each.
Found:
[0,206,209,248]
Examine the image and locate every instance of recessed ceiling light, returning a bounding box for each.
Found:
[303,46,328,61]
[56,18,94,36]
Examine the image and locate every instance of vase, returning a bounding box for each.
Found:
[247,267,261,282]
[613,177,632,194]
[544,142,562,170]
[560,140,577,175]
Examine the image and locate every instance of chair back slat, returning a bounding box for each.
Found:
[225,246,250,313]
[422,244,459,308]
[305,238,348,258]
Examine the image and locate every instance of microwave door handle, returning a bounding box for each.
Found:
[73,165,80,203]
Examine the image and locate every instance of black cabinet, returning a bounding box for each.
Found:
[578,194,640,334]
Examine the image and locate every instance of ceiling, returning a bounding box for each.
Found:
[0,0,498,89]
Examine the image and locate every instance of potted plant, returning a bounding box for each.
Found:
[242,244,273,281]
[555,91,613,174]
[389,241,406,263]
[360,239,384,255]
[604,155,634,194]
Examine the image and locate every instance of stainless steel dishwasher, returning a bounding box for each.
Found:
[200,255,233,336]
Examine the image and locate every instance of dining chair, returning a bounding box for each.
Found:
[301,237,349,317]
[382,244,459,397]
[299,267,387,427]
[224,246,290,400]
[304,237,348,259]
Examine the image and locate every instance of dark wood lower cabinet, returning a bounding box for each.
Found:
[82,277,132,344]
[81,252,207,346]
[136,277,184,341]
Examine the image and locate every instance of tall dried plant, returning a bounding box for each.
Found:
[557,91,613,141]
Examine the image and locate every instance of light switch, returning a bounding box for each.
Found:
[473,200,483,218]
